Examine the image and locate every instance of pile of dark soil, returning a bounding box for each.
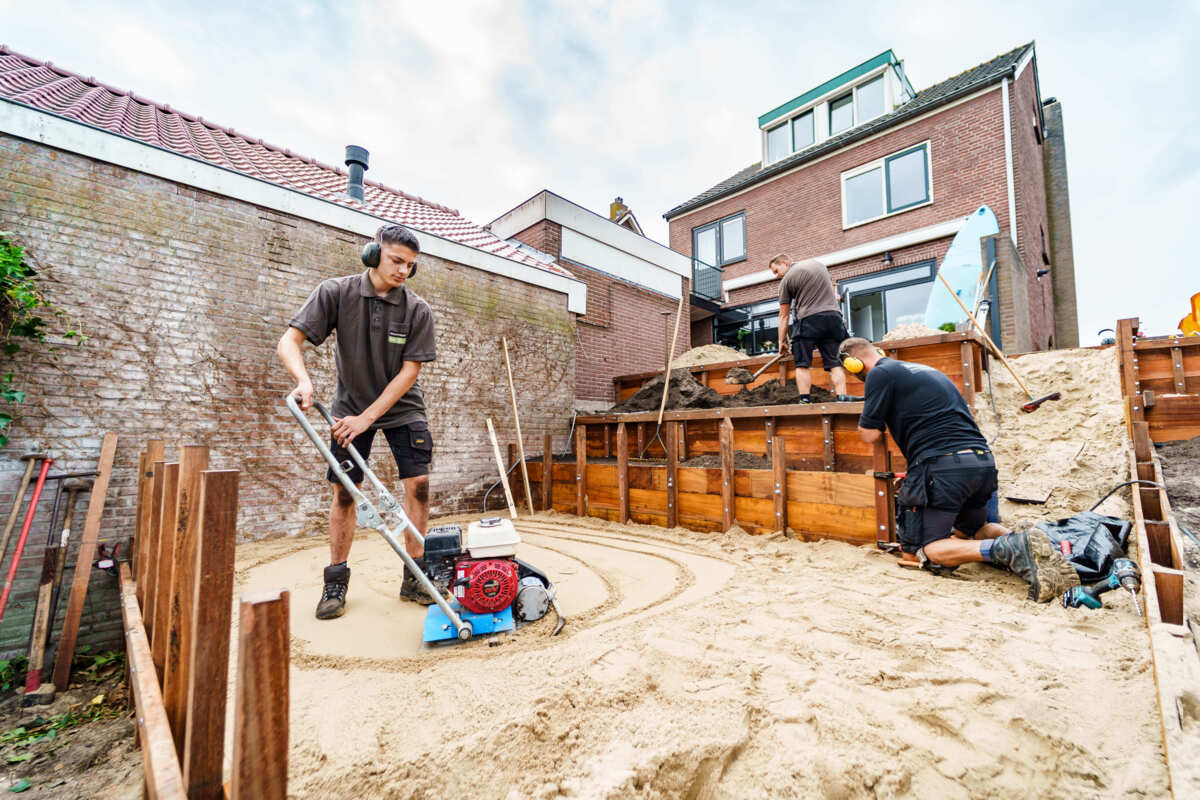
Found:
[680,450,772,469]
[1158,436,1200,534]
[611,373,835,413]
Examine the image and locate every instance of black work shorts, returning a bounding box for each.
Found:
[327,421,434,485]
[895,451,997,553]
[791,311,850,370]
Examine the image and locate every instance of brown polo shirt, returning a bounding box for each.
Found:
[289,270,436,429]
[779,259,840,324]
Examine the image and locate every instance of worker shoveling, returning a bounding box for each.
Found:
[287,395,562,644]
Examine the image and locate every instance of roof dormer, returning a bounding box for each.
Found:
[760,50,915,166]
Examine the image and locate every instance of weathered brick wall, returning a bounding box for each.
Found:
[987,233,1033,353]
[1041,99,1078,347]
[1009,64,1055,349]
[0,133,576,654]
[513,221,690,406]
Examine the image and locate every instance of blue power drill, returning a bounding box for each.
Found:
[1062,558,1142,615]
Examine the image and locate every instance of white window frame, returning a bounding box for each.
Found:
[840,140,934,229]
[852,75,886,126]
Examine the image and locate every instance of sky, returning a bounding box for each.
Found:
[2,0,1196,342]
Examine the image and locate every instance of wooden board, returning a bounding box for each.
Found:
[666,423,679,528]
[231,590,289,800]
[52,431,118,692]
[719,418,734,531]
[135,440,165,603]
[152,463,181,677]
[616,423,629,524]
[542,435,553,512]
[142,462,167,641]
[1146,394,1200,443]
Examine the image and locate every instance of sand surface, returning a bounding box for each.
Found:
[670,344,746,368]
[234,511,1168,798]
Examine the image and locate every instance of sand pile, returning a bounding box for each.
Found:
[612,372,836,413]
[883,322,942,341]
[976,347,1130,528]
[235,512,1168,798]
[670,344,746,368]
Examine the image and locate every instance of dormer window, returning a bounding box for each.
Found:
[856,76,885,121]
[792,111,815,150]
[829,93,854,134]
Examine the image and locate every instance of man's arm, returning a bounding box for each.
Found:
[329,361,422,446]
[277,327,315,409]
[777,302,790,352]
[856,368,892,443]
[858,426,882,443]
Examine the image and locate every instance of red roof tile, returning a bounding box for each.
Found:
[0,46,570,277]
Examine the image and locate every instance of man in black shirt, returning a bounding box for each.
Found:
[843,338,1078,602]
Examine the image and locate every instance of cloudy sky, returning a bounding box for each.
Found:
[3,0,1196,340]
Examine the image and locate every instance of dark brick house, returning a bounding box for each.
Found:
[667,43,1077,354]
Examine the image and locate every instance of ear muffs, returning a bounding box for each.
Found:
[840,352,864,374]
[361,240,419,278]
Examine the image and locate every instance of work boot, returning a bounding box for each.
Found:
[836,394,864,402]
[990,530,1080,602]
[399,559,436,605]
[315,563,350,619]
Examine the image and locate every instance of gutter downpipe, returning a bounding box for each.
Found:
[1001,77,1018,246]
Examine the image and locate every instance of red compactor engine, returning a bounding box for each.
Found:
[454,558,520,613]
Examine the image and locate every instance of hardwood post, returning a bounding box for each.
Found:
[960,341,976,405]
[1171,346,1187,393]
[678,421,688,461]
[636,423,645,457]
[1116,317,1141,419]
[52,431,118,692]
[873,437,895,544]
[152,463,180,676]
[772,424,787,534]
[542,434,553,511]
[134,440,163,591]
[133,452,147,580]
[603,425,612,458]
[764,417,776,456]
[182,470,239,800]
[143,461,166,641]
[719,417,734,531]
[575,425,587,517]
[163,445,210,755]
[616,422,629,524]
[821,416,835,472]
[231,590,289,800]
[665,422,679,528]
[507,443,521,509]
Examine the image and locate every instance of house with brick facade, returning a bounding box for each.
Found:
[489,190,691,410]
[667,42,1077,355]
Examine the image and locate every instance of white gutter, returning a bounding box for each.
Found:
[0,98,588,314]
[1001,77,1018,246]
[723,216,968,292]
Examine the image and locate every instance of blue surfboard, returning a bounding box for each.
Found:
[924,206,1000,329]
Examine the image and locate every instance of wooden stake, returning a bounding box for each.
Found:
[152,463,180,677]
[133,452,147,578]
[656,292,687,429]
[162,445,209,754]
[142,461,166,642]
[772,427,787,534]
[231,590,289,800]
[24,546,57,692]
[52,431,118,692]
[616,422,629,524]
[502,337,536,515]
[183,471,239,800]
[135,440,165,602]
[542,434,553,512]
[719,417,734,532]
[936,270,1035,400]
[665,422,679,528]
[873,437,895,544]
[575,424,588,517]
[485,419,518,519]
[118,564,185,800]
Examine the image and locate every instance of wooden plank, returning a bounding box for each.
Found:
[603,425,612,458]
[786,502,877,541]
[542,435,553,512]
[665,422,678,528]
[677,421,688,461]
[576,402,865,425]
[52,431,118,692]
[118,564,186,800]
[1116,318,1141,414]
[1146,394,1200,443]
[575,425,587,517]
[872,437,895,544]
[733,496,775,530]
[24,546,57,692]
[821,416,835,472]
[182,470,238,800]
[1171,346,1187,393]
[629,488,667,515]
[786,470,875,506]
[1131,421,1153,462]
[719,418,734,531]
[960,341,976,405]
[616,423,629,524]
[136,441,165,596]
[231,590,289,800]
[162,445,210,755]
[1142,389,1156,409]
[772,431,787,534]
[143,461,167,642]
[133,451,147,580]
[152,463,180,677]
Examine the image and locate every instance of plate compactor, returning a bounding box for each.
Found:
[286,395,562,643]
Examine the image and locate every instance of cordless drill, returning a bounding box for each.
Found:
[1062,558,1142,615]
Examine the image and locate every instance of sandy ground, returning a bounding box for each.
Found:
[234,510,1168,799]
[670,345,746,368]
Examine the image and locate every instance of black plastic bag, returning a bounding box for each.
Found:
[1035,511,1131,583]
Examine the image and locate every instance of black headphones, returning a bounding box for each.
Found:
[361,225,418,278]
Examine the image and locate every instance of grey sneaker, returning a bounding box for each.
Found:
[991,530,1080,602]
[316,563,350,619]
[399,559,436,605]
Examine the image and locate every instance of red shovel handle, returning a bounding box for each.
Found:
[0,458,53,625]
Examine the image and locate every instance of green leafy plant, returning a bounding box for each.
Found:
[0,658,28,693]
[0,233,87,447]
[938,322,957,333]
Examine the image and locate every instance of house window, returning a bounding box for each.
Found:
[766,123,790,164]
[692,212,746,267]
[792,110,815,150]
[856,75,885,122]
[829,93,854,134]
[840,260,936,340]
[713,301,781,357]
[841,142,931,227]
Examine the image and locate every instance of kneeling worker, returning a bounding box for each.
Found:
[842,337,1077,601]
[278,224,438,619]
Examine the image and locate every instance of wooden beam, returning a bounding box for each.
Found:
[636,423,645,457]
[136,441,164,587]
[821,416,835,472]
[118,564,186,800]
[603,425,611,458]
[24,546,58,692]
[1131,420,1153,462]
[1116,317,1141,415]
[665,422,678,528]
[231,590,289,800]
[873,437,895,544]
[52,431,118,692]
[616,423,629,524]
[719,418,734,531]
[678,421,688,461]
[960,341,976,405]
[152,463,180,677]
[772,426,787,534]
[542,434,553,512]
[133,451,147,580]
[143,461,167,641]
[1171,346,1187,394]
[575,424,587,517]
[576,402,865,425]
[162,445,209,755]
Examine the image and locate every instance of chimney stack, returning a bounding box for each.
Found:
[609,196,629,222]
[344,145,369,202]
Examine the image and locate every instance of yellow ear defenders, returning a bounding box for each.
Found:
[361,225,418,277]
[838,347,885,374]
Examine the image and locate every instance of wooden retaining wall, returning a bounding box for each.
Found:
[1117,317,1200,443]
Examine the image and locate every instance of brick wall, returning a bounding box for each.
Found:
[513,222,690,406]
[0,134,577,655]
[987,233,1033,353]
[1042,99,1079,347]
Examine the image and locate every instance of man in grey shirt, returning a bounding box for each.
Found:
[278,224,438,619]
[769,255,853,402]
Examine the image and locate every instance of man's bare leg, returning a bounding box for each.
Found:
[401,475,429,558]
[924,522,1012,567]
[329,484,357,564]
[794,366,813,395]
[829,366,848,396]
